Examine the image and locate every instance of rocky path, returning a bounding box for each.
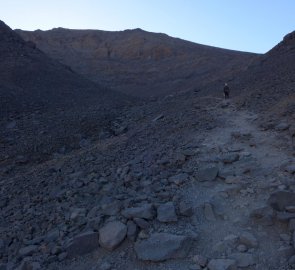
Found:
[50,101,294,270]
[1,98,295,270]
[181,101,295,269]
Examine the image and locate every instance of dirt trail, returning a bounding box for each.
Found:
[182,101,294,269]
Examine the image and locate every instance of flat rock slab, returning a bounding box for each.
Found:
[65,231,99,258]
[268,191,295,211]
[207,259,237,270]
[196,166,219,182]
[121,204,154,220]
[99,221,127,251]
[134,233,192,261]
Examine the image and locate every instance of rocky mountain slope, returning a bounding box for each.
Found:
[234,31,295,119]
[0,21,133,164]
[17,28,258,97]
[1,21,295,270]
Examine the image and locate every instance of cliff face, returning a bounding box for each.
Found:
[17,28,258,97]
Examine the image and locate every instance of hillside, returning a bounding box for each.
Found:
[0,21,132,163]
[1,22,295,270]
[17,28,258,97]
[234,31,295,121]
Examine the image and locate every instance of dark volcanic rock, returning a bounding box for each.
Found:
[134,233,192,261]
[268,191,295,211]
[65,231,99,258]
[99,221,127,251]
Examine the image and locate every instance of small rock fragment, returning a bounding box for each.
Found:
[157,202,178,223]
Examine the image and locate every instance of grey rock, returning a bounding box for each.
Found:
[127,220,138,241]
[276,212,295,222]
[121,204,154,220]
[250,206,274,226]
[289,255,295,265]
[0,239,4,253]
[99,221,127,251]
[229,253,255,267]
[168,173,189,185]
[153,114,164,122]
[236,244,247,252]
[204,203,216,221]
[17,260,41,270]
[157,202,178,223]
[192,254,208,267]
[179,201,194,217]
[134,233,192,261]
[196,166,219,182]
[134,218,150,229]
[65,231,99,258]
[277,246,294,258]
[99,262,112,270]
[207,259,237,270]
[286,205,295,213]
[45,228,60,243]
[268,191,295,211]
[58,252,67,261]
[289,219,295,232]
[221,153,239,164]
[101,200,121,216]
[18,245,38,257]
[87,216,102,231]
[275,122,290,131]
[238,232,258,248]
[285,165,295,174]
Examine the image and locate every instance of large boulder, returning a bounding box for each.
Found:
[134,233,192,261]
[65,231,99,258]
[99,221,127,251]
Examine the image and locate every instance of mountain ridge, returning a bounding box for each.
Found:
[17,27,258,97]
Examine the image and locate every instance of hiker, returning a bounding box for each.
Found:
[290,125,295,151]
[223,83,230,99]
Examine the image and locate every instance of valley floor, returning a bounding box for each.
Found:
[1,97,295,270]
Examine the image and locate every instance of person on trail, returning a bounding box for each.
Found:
[223,83,230,99]
[290,125,295,152]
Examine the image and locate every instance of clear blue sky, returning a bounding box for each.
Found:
[1,0,295,53]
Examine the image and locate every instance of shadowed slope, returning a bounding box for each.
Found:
[17,28,258,97]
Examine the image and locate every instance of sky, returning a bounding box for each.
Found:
[1,0,295,53]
